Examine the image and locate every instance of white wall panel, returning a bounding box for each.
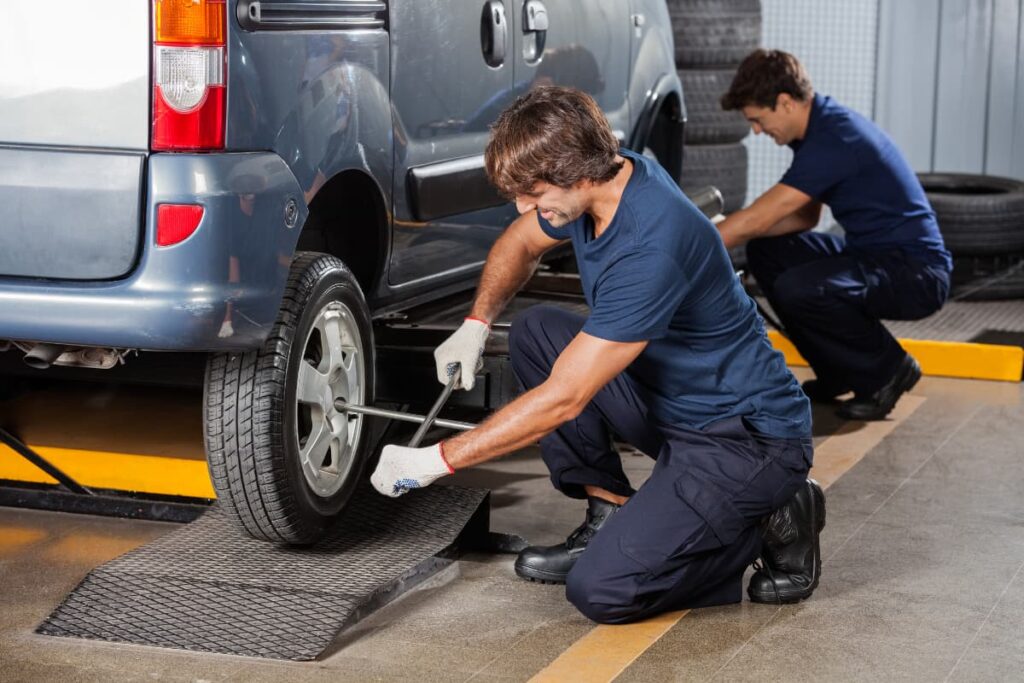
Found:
[875,0,1023,179]
[934,0,995,172]
[875,0,941,170]
[986,0,1024,177]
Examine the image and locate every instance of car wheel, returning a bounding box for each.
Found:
[204,252,374,544]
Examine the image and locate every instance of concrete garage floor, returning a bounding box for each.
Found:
[1,369,1022,682]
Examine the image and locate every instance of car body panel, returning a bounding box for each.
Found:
[0,0,682,354]
[0,152,305,351]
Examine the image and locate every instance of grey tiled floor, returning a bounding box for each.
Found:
[0,373,1022,682]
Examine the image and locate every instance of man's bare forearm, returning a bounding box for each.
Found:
[719,205,818,248]
[469,229,541,323]
[444,381,577,468]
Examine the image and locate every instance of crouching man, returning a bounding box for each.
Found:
[371,86,825,621]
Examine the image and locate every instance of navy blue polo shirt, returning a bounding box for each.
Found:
[537,149,810,439]
[782,93,951,269]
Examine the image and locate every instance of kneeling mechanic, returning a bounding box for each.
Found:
[370,86,825,622]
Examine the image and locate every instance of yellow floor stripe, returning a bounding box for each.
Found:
[809,394,926,489]
[529,394,927,683]
[0,444,215,499]
[529,610,688,683]
[767,331,1023,382]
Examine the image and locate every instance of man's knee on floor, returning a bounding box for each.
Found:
[565,559,644,625]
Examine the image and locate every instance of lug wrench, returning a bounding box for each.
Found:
[335,367,477,447]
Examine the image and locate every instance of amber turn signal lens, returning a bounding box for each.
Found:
[154,0,226,45]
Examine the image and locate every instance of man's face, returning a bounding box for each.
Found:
[514,181,587,228]
[741,94,800,145]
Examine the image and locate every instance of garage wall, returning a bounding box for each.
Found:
[875,0,1024,181]
[746,0,1024,215]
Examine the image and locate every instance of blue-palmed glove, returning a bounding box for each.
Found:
[370,443,454,498]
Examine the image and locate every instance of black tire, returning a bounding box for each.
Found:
[950,252,1024,301]
[679,143,748,213]
[679,68,749,144]
[204,252,375,544]
[667,0,762,68]
[918,173,1024,255]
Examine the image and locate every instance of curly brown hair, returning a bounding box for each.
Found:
[720,49,813,111]
[485,86,623,198]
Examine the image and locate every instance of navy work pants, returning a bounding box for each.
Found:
[747,232,949,395]
[509,305,813,624]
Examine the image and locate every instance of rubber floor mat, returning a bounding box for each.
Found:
[37,485,489,660]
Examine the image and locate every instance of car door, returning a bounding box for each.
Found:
[571,1,631,137]
[510,1,631,138]
[388,0,519,287]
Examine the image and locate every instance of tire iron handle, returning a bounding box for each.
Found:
[408,367,462,447]
[334,369,475,443]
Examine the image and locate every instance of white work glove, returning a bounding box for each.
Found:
[434,317,490,390]
[370,443,454,498]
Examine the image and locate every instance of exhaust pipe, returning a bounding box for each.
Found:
[23,343,66,370]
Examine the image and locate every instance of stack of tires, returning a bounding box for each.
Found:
[918,173,1024,301]
[668,0,762,214]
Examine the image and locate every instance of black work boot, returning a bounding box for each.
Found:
[515,497,621,584]
[748,479,826,604]
[801,377,850,403]
[836,355,921,421]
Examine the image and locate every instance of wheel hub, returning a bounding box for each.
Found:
[294,302,365,497]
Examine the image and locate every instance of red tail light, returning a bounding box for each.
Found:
[157,204,205,246]
[152,0,226,151]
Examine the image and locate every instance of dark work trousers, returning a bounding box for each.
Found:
[509,305,813,624]
[746,232,950,396]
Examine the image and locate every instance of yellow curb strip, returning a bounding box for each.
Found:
[0,444,215,499]
[767,331,1023,382]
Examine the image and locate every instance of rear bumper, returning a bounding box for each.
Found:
[0,152,306,351]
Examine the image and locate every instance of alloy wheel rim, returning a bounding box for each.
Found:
[294,300,365,497]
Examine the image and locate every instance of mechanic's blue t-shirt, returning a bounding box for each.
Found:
[782,93,951,270]
[537,149,810,439]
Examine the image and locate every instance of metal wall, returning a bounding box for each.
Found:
[876,0,1024,180]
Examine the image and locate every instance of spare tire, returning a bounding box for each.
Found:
[679,68,750,144]
[667,0,762,68]
[918,173,1024,256]
[679,143,748,213]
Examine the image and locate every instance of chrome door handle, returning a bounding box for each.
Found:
[522,0,547,62]
[481,0,508,68]
[524,0,549,32]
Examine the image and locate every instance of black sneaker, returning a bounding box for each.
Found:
[748,479,826,604]
[836,355,921,421]
[514,497,621,584]
[801,377,850,403]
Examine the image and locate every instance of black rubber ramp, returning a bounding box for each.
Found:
[38,485,489,660]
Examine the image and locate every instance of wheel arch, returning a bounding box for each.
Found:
[629,74,685,180]
[297,169,390,302]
